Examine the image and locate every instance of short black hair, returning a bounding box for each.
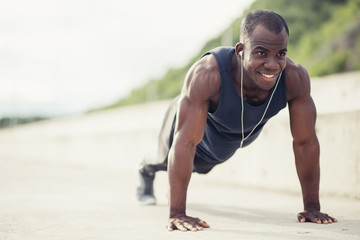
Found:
[240,10,289,42]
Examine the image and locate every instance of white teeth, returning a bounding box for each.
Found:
[262,73,275,78]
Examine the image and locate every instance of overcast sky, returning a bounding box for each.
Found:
[0,0,254,117]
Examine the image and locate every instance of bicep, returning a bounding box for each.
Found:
[174,95,209,149]
[288,96,317,145]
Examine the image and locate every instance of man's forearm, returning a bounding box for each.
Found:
[293,137,321,210]
[167,144,195,217]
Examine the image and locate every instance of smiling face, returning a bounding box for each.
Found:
[241,24,288,90]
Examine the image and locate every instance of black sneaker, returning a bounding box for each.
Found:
[136,168,156,205]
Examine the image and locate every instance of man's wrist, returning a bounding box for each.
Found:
[169,207,186,218]
[303,192,320,211]
[304,203,320,211]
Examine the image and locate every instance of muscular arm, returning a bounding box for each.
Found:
[289,84,320,210]
[287,62,337,224]
[167,55,220,231]
[168,96,207,216]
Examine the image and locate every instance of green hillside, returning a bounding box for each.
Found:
[96,0,360,111]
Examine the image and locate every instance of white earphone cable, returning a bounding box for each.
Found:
[239,55,282,148]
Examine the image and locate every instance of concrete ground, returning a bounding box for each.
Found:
[1,155,359,240]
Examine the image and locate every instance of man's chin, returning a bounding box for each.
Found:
[256,73,279,90]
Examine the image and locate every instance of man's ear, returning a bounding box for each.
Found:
[235,43,244,58]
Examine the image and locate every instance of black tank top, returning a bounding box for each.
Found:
[196,47,287,163]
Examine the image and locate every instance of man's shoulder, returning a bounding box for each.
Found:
[285,57,309,80]
[195,54,220,73]
[183,54,221,101]
[285,57,311,101]
[188,54,221,87]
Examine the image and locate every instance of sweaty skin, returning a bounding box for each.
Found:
[166,25,337,232]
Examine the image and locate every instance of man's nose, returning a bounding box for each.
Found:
[264,57,279,70]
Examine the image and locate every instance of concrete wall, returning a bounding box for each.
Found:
[206,110,360,199]
[0,71,359,199]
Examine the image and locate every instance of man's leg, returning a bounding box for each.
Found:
[137,96,179,205]
[193,156,219,174]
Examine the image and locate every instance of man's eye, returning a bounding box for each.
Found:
[257,51,265,56]
[278,52,287,57]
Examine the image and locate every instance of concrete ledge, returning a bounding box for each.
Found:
[205,110,360,199]
[0,72,359,199]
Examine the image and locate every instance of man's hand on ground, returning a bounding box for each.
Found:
[297,209,337,224]
[167,214,210,232]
